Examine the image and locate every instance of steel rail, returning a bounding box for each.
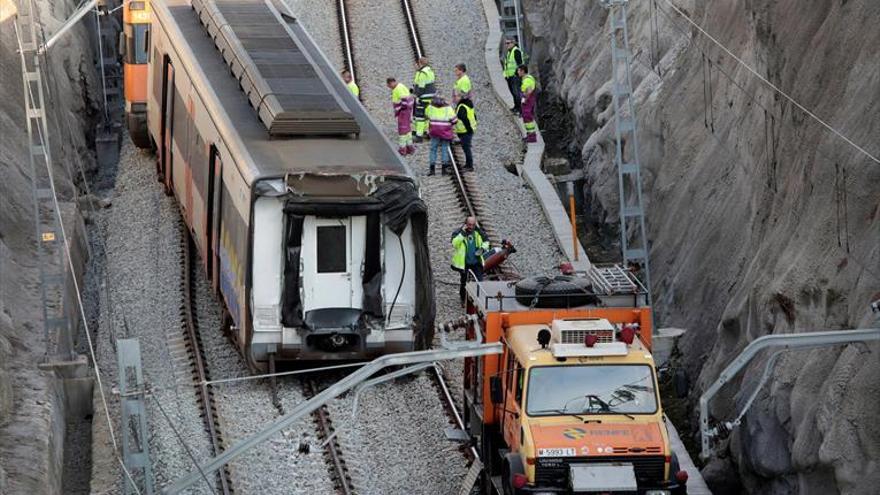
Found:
[336,0,356,81]
[181,230,233,495]
[163,344,503,493]
[400,0,423,60]
[432,364,480,460]
[303,378,354,495]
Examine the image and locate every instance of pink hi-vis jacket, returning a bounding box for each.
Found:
[427,104,457,141]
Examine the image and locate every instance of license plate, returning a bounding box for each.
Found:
[538,447,576,457]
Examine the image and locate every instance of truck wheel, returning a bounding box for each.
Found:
[670,453,687,495]
[514,275,600,308]
[501,453,525,495]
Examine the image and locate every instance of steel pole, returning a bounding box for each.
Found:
[699,328,880,459]
[163,344,502,494]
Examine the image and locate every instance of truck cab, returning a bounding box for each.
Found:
[463,269,688,494]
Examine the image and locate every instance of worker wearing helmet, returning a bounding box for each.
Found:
[451,216,489,305]
[387,77,415,155]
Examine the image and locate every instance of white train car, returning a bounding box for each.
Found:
[146,0,434,367]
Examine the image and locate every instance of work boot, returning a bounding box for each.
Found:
[406,145,416,155]
[428,163,436,176]
[398,147,407,156]
[413,132,424,143]
[441,162,452,175]
[463,164,474,171]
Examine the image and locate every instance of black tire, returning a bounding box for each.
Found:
[501,453,525,495]
[670,453,687,495]
[514,275,600,308]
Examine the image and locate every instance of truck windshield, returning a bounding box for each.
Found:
[526,365,658,416]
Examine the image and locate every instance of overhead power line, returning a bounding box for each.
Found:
[660,0,880,165]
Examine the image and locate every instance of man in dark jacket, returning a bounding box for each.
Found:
[503,38,524,114]
[454,97,476,170]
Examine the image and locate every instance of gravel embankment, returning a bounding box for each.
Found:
[90,140,333,494]
[196,269,336,495]
[89,138,214,493]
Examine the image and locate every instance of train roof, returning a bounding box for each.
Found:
[155,0,413,186]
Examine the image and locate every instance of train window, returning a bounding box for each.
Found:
[316,225,347,273]
[130,1,145,10]
[124,24,150,64]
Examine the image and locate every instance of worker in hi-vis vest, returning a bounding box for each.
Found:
[453,97,476,170]
[453,63,472,104]
[518,65,538,143]
[451,216,489,305]
[386,77,415,155]
[426,96,457,176]
[412,57,436,141]
[342,69,359,99]
[503,37,524,114]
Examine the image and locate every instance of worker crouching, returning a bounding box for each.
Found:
[518,65,538,143]
[387,77,415,155]
[451,217,489,305]
[426,96,457,176]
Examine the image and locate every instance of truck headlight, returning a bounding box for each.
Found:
[645,490,671,495]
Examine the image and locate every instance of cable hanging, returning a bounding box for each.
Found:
[660,0,880,165]
[14,15,142,493]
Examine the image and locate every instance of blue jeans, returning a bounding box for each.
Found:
[429,137,450,165]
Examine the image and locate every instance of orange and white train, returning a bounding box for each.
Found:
[123,0,434,369]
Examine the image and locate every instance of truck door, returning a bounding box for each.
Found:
[301,216,365,312]
[502,356,524,451]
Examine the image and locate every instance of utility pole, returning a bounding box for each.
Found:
[602,0,653,315]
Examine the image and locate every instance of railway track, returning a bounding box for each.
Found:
[178,225,234,494]
[302,378,355,495]
[351,0,521,469]
[335,0,357,83]
[265,360,353,495]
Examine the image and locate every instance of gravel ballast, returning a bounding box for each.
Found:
[89,139,214,494]
[85,1,569,493]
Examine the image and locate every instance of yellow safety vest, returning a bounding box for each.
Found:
[454,102,477,134]
[454,74,472,98]
[391,83,410,103]
[504,45,522,77]
[451,229,489,270]
[347,81,360,97]
[521,74,536,94]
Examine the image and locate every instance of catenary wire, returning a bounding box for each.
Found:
[13,18,142,495]
[659,0,879,165]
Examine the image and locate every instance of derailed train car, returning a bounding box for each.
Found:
[145,0,434,368]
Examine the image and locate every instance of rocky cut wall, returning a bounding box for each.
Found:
[521,0,879,494]
[0,0,99,492]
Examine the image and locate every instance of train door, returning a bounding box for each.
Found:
[206,146,222,289]
[301,216,365,312]
[159,56,174,191]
